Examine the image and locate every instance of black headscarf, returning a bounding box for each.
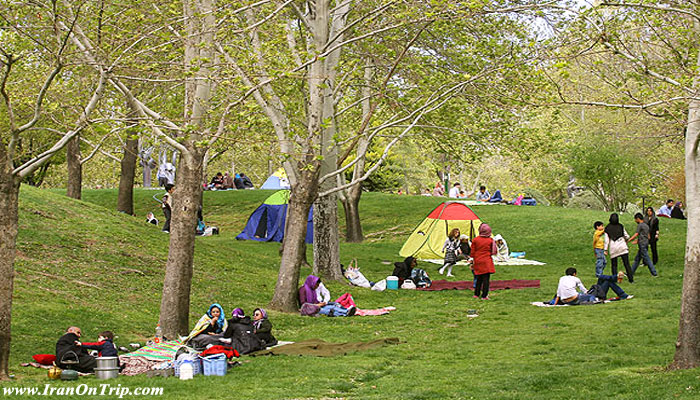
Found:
[605,213,625,241]
[393,257,416,280]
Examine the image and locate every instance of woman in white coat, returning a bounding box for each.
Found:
[604,213,634,283]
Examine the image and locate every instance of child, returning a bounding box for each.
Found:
[628,213,658,277]
[470,224,497,299]
[252,308,277,347]
[593,221,607,277]
[493,234,509,262]
[78,331,118,360]
[439,228,461,277]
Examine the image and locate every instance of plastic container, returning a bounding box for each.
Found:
[201,354,227,376]
[386,276,399,290]
[155,324,162,344]
[179,361,193,380]
[174,357,202,377]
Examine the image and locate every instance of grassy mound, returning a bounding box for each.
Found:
[7,186,697,399]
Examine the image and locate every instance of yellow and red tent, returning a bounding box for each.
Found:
[399,201,482,259]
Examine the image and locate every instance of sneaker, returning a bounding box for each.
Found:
[473,295,479,299]
[438,266,445,275]
[624,295,634,300]
[446,273,455,277]
[481,297,490,300]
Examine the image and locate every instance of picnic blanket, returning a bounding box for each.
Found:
[418,279,540,291]
[422,258,545,266]
[120,340,183,361]
[249,338,400,357]
[531,296,633,307]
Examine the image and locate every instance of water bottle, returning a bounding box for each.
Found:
[179,360,193,380]
[155,324,162,344]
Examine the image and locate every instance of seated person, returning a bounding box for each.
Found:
[554,268,597,305]
[55,326,96,372]
[392,257,416,285]
[252,308,277,347]
[222,308,264,354]
[493,234,509,262]
[489,190,503,203]
[78,330,119,367]
[476,185,491,202]
[671,201,686,220]
[657,199,674,218]
[222,173,234,189]
[184,303,228,349]
[209,173,224,190]
[456,234,471,262]
[234,173,244,189]
[298,275,355,317]
[239,173,254,189]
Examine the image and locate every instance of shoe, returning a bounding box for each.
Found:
[438,266,445,275]
[347,306,356,316]
[481,297,490,300]
[473,295,479,299]
[446,273,455,277]
[624,295,634,300]
[652,274,659,278]
[162,230,169,233]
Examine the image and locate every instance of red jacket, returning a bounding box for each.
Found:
[471,236,496,275]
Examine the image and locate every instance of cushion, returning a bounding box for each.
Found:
[33,354,57,365]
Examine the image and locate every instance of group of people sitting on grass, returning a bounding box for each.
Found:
[55,327,118,372]
[185,304,277,352]
[205,172,254,191]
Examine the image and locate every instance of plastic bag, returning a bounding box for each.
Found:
[371,279,387,291]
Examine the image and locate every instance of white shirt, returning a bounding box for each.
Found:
[556,275,587,300]
[448,186,461,198]
[315,282,331,303]
[657,205,672,217]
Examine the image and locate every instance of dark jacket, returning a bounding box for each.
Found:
[224,317,264,355]
[253,319,277,347]
[392,257,415,282]
[80,339,117,357]
[55,332,96,372]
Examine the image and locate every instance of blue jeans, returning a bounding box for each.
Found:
[564,292,597,305]
[594,248,606,277]
[318,302,350,317]
[632,244,658,276]
[597,274,628,299]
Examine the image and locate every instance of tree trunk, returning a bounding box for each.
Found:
[671,49,700,369]
[313,191,342,281]
[0,160,20,380]
[117,137,138,215]
[65,135,82,199]
[342,187,363,242]
[158,149,204,339]
[270,173,319,312]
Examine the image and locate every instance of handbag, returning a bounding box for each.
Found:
[401,280,417,289]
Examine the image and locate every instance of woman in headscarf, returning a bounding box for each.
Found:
[671,201,687,220]
[604,213,633,282]
[184,303,228,349]
[252,308,277,347]
[299,275,355,317]
[644,207,660,265]
[470,224,497,300]
[222,308,264,354]
[392,256,417,284]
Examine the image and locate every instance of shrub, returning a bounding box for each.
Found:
[565,191,605,210]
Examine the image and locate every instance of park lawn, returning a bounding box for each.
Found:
[3,186,698,399]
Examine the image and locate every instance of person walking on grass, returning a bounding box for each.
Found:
[161,183,175,233]
[470,224,497,300]
[593,221,607,277]
[604,213,634,283]
[629,212,658,278]
[439,228,460,277]
[644,207,660,265]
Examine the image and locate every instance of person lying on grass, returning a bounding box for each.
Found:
[552,268,633,305]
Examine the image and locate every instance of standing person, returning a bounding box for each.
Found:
[657,199,674,218]
[161,184,175,233]
[644,207,659,265]
[593,221,608,277]
[439,228,460,277]
[629,213,659,277]
[476,186,490,202]
[448,182,461,198]
[433,181,445,197]
[470,224,497,299]
[604,213,634,283]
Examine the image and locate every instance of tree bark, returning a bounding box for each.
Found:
[270,172,319,312]
[158,149,204,338]
[0,155,19,380]
[671,46,700,369]
[117,136,138,215]
[65,134,82,199]
[342,188,363,242]
[313,191,342,281]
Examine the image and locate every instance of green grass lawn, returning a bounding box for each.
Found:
[3,186,698,399]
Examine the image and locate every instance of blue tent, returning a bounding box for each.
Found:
[236,190,313,243]
[260,168,291,190]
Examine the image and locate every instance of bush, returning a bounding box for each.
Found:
[524,187,550,207]
[565,191,606,210]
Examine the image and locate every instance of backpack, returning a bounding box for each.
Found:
[410,268,432,288]
[587,284,606,300]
